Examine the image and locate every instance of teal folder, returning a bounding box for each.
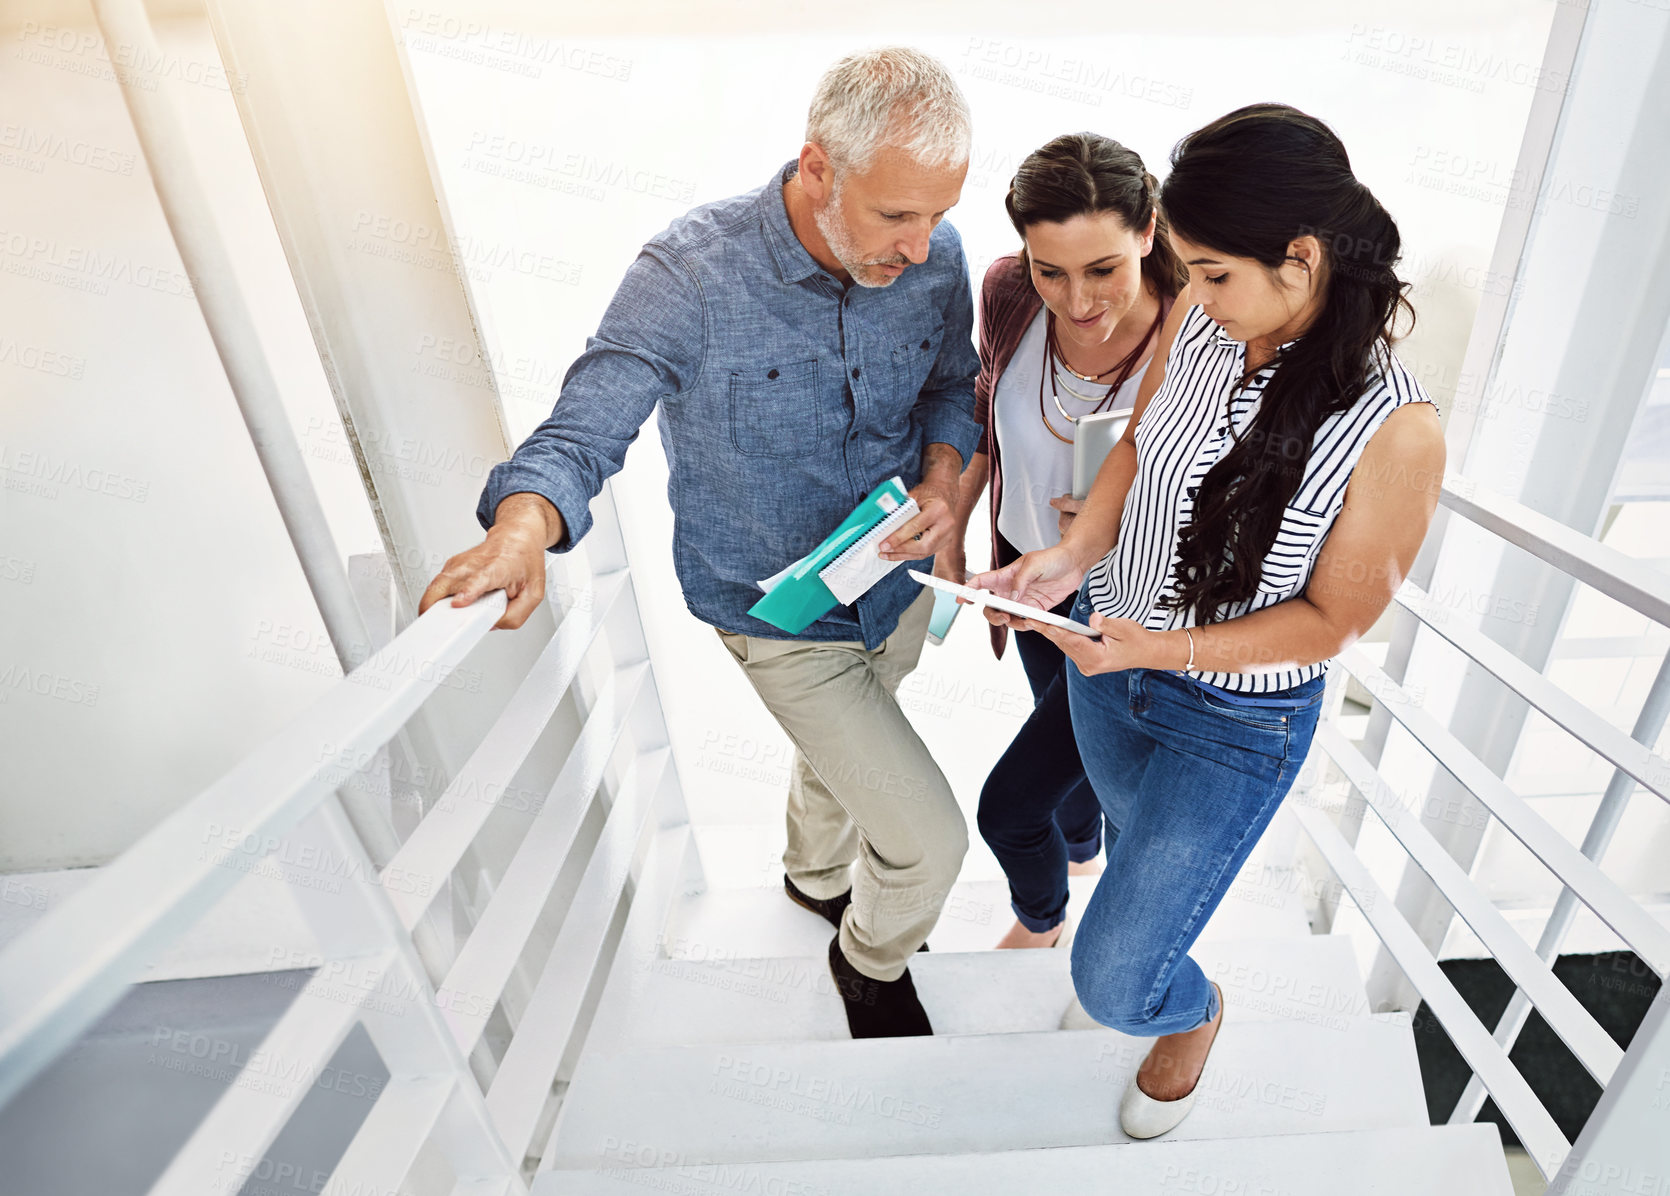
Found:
[747,477,912,634]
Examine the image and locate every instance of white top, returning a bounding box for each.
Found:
[1083,304,1437,694]
[993,307,1149,556]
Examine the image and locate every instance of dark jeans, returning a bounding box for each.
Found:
[975,592,1108,933]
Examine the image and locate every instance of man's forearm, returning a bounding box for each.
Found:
[922,441,964,487]
[492,492,567,550]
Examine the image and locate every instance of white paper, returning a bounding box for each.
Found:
[818,499,920,605]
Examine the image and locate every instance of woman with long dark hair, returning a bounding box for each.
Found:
[941,133,1185,949]
[969,104,1445,1138]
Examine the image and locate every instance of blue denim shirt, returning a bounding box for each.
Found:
[476,160,981,649]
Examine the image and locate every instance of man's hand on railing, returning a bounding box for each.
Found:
[419,493,566,630]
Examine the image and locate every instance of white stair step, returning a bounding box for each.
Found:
[590,933,1366,1049]
[690,818,1297,891]
[663,865,1309,962]
[544,1015,1426,1169]
[533,1123,1512,1195]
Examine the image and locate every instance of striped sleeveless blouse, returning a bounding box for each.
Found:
[1083,304,1437,694]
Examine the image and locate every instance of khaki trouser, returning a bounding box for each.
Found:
[716,587,967,981]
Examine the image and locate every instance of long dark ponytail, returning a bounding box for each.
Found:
[1159,103,1414,625]
[1004,132,1185,301]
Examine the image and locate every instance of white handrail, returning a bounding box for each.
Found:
[1313,725,1623,1085]
[1449,649,1670,1125]
[1395,582,1670,805]
[1295,807,1570,1178]
[437,668,653,1057]
[1301,473,1670,1183]
[0,590,504,1110]
[383,570,628,931]
[1440,479,1670,627]
[0,563,682,1193]
[1335,648,1670,975]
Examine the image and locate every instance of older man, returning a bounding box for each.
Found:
[420,48,978,1038]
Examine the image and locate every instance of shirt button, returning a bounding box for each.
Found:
[767,369,779,379]
[1187,486,1198,498]
[920,339,931,350]
[851,367,861,380]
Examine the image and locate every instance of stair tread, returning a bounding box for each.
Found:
[664,865,1310,963]
[545,1015,1425,1169]
[689,818,1297,890]
[533,1123,1512,1195]
[590,933,1367,1048]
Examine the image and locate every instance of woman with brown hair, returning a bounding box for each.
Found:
[940,132,1185,950]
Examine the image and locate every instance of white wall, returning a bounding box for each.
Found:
[0,12,382,869]
[1,0,1559,875]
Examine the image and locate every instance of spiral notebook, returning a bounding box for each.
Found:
[818,497,920,604]
[746,476,920,634]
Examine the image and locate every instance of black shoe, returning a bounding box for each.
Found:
[827,933,933,1038]
[784,875,851,929]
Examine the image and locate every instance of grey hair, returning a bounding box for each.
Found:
[805,47,972,174]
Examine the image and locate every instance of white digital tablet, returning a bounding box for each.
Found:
[908,570,1101,638]
[1071,409,1132,500]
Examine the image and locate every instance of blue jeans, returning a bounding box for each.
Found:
[975,594,1106,934]
[1064,592,1325,1036]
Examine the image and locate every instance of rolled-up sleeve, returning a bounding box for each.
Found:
[476,243,705,551]
[909,230,981,469]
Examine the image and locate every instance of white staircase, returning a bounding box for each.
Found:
[530,824,1515,1194]
[12,474,1664,1194]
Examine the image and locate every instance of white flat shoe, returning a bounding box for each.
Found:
[1052,911,1077,950]
[1118,982,1224,1140]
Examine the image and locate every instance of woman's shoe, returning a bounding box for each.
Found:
[1052,911,1077,950]
[1118,982,1224,1140]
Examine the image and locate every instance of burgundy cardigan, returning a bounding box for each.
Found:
[972,254,1173,659]
[973,255,1043,660]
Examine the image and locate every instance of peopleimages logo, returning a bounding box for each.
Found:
[397,9,634,82]
[0,444,149,503]
[460,133,699,205]
[0,229,195,298]
[0,123,136,175]
[14,22,250,94]
[0,336,85,379]
[709,1055,945,1127]
[197,820,432,898]
[959,38,1194,110]
[147,1025,385,1100]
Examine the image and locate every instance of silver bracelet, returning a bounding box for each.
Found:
[1183,627,1196,672]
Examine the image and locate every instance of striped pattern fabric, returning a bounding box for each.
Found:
[1084,304,1436,694]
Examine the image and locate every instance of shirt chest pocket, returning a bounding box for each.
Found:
[729,358,822,458]
[890,327,944,399]
[1255,503,1334,596]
